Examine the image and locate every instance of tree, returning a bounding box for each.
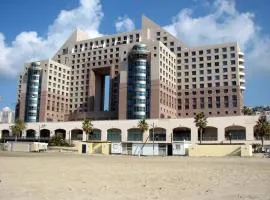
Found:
[137,119,149,138]
[137,119,149,156]
[10,120,26,141]
[194,112,208,144]
[242,106,253,115]
[82,119,93,141]
[254,115,270,147]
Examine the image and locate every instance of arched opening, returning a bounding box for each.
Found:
[160,114,165,118]
[149,127,166,141]
[54,129,66,139]
[173,127,191,141]
[1,129,10,138]
[40,129,50,138]
[127,128,143,141]
[254,126,270,141]
[89,129,101,141]
[26,129,36,138]
[71,129,83,140]
[225,126,246,141]
[197,126,218,141]
[107,128,121,142]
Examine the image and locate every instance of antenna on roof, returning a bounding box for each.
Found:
[32,45,37,60]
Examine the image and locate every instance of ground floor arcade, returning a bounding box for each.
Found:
[0,115,269,145]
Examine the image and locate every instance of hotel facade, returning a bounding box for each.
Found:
[16,16,245,123]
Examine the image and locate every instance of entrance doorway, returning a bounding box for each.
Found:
[82,144,87,154]
[167,144,173,156]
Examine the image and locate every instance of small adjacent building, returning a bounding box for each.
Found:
[0,107,15,124]
[4,142,48,152]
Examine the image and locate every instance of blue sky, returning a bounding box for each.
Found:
[0,0,270,110]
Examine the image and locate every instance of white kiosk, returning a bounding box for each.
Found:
[172,141,190,156]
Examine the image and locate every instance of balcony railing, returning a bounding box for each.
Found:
[225,136,246,140]
[255,135,270,140]
[2,136,51,142]
[201,137,218,141]
[173,136,191,141]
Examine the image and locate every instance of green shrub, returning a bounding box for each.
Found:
[49,136,71,147]
[252,143,262,153]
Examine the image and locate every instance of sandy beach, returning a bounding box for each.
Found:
[0,152,269,200]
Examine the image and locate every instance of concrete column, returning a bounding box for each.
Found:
[166,128,173,143]
[218,126,225,142]
[65,130,70,140]
[150,80,160,119]
[82,131,87,142]
[101,129,107,141]
[121,129,127,142]
[190,127,197,144]
[88,70,95,111]
[118,71,127,119]
[246,125,254,141]
[36,129,40,138]
[109,67,115,111]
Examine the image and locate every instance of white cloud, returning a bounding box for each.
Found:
[1,0,269,80]
[0,0,103,78]
[115,16,135,33]
[165,0,270,76]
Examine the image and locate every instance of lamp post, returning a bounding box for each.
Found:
[69,130,71,145]
[151,122,156,156]
[229,131,232,144]
[39,124,46,142]
[38,124,40,142]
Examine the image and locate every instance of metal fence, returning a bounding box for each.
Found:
[254,135,270,140]
[201,137,218,141]
[2,136,51,143]
[0,143,6,151]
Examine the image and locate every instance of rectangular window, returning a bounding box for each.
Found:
[224,96,229,108]
[208,97,212,108]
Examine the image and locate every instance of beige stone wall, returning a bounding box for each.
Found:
[77,142,111,155]
[189,144,242,156]
[2,116,270,146]
[189,144,252,157]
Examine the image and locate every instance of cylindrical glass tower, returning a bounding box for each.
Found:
[127,44,149,119]
[25,62,41,122]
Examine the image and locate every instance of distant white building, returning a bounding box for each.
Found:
[255,110,270,122]
[0,107,15,124]
[265,111,270,122]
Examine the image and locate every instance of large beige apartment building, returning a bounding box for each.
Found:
[16,16,245,122]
